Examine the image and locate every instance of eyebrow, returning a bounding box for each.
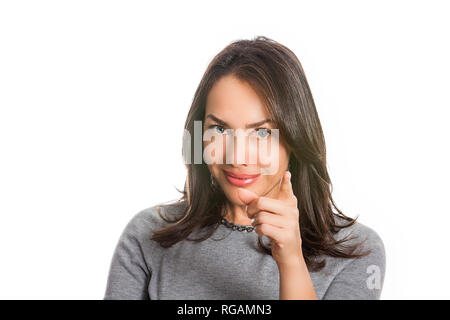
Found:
[205,114,273,129]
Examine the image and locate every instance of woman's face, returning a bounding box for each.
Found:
[203,75,290,206]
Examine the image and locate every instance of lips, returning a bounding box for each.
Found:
[223,170,260,187]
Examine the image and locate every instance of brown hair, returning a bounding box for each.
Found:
[150,36,370,271]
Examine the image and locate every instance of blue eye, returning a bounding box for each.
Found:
[212,125,225,134]
[256,128,271,138]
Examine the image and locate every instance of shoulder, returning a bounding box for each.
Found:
[312,214,386,279]
[333,215,385,261]
[316,216,386,299]
[120,200,188,241]
[329,215,386,276]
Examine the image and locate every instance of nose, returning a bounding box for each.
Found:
[225,129,254,166]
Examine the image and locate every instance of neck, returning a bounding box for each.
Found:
[223,201,251,226]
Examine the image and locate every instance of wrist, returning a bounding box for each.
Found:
[277,254,307,272]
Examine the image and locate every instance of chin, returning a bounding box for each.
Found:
[221,187,246,206]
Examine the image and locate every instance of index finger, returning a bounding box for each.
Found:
[247,196,293,218]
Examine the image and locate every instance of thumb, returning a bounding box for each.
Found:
[237,188,259,205]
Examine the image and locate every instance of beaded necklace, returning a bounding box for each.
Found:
[220,217,255,232]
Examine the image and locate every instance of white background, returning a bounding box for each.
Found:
[0,0,449,299]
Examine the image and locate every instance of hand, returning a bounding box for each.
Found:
[237,171,303,267]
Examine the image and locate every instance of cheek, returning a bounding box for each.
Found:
[256,137,286,174]
[203,136,227,164]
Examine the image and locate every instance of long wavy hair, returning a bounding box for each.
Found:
[150,36,370,272]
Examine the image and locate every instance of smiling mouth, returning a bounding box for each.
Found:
[223,170,260,187]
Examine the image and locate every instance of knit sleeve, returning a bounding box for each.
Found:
[103,210,152,300]
[321,225,386,300]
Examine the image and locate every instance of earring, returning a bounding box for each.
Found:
[210,173,216,187]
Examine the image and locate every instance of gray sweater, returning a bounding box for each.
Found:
[104,201,386,300]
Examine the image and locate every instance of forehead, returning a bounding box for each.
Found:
[205,75,271,124]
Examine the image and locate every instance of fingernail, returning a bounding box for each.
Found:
[251,218,255,225]
[286,171,291,180]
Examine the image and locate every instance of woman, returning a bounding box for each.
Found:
[104,36,386,300]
